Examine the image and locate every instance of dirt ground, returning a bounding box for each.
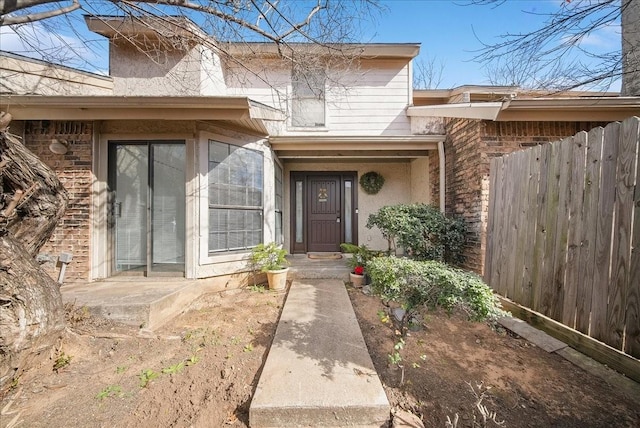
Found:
[1,283,638,428]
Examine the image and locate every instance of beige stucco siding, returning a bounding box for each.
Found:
[410,157,431,204]
[283,161,412,252]
[110,43,218,96]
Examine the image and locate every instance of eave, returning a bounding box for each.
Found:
[407,102,503,120]
[85,15,204,40]
[412,86,621,106]
[498,97,640,121]
[270,135,444,159]
[407,97,640,122]
[223,42,420,60]
[0,95,285,135]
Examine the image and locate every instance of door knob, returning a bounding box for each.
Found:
[336,217,341,223]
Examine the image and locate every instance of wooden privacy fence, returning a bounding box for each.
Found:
[485,117,640,367]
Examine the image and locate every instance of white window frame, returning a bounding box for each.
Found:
[207,139,264,254]
[290,67,327,129]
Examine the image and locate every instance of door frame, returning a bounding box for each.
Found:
[107,140,186,277]
[289,171,358,253]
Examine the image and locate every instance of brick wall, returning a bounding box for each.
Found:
[23,121,93,282]
[430,119,607,274]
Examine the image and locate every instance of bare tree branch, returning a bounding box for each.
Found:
[1,0,63,15]
[464,0,628,91]
[1,0,79,25]
[122,0,291,44]
[413,55,445,89]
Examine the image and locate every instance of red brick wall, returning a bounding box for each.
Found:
[430,119,607,274]
[23,120,93,282]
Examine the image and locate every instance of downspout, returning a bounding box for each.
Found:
[438,140,445,213]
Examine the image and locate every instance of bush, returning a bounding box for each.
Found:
[250,242,288,272]
[366,203,467,265]
[340,243,385,272]
[366,256,506,333]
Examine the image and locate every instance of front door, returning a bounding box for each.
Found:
[308,175,341,252]
[291,172,357,253]
[108,141,186,276]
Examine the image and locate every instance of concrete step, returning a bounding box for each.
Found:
[249,279,390,428]
[62,280,198,329]
[288,265,350,280]
[287,254,351,280]
[61,276,233,330]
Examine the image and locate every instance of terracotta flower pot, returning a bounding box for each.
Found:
[349,272,365,287]
[266,267,289,290]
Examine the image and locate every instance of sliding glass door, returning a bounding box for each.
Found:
[109,141,185,276]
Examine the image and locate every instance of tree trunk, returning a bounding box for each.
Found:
[622,0,640,96]
[0,114,68,391]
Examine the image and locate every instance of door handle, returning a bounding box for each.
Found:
[336,217,341,223]
[113,202,122,217]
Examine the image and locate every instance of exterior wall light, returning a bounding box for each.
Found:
[49,139,69,154]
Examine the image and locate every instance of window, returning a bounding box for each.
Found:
[291,67,325,127]
[274,163,283,245]
[344,180,353,243]
[208,141,263,253]
[295,180,303,243]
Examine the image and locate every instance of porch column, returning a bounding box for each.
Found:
[438,140,445,213]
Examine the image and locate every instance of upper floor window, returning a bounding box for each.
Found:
[291,66,325,127]
[208,140,263,253]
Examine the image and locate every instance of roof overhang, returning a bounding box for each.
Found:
[224,42,420,60]
[412,86,620,106]
[270,135,443,159]
[407,102,503,120]
[85,16,204,40]
[407,97,640,122]
[0,95,285,135]
[498,97,640,121]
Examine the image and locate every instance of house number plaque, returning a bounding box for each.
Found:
[318,188,328,202]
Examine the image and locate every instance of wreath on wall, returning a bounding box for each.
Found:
[359,171,385,194]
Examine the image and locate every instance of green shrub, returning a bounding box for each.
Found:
[366,203,467,265]
[250,242,289,272]
[340,243,385,271]
[366,256,506,334]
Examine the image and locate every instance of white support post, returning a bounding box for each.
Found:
[438,141,445,213]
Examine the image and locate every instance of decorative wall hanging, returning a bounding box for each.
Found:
[359,171,385,194]
[318,188,328,202]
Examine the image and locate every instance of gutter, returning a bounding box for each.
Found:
[0,95,286,123]
[407,97,640,122]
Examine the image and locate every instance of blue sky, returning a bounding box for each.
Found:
[369,0,621,88]
[0,0,621,89]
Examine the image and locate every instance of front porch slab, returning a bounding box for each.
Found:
[62,278,205,330]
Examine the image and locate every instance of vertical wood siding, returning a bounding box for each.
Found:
[485,117,640,359]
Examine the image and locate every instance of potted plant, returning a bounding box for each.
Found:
[250,242,290,290]
[350,265,366,287]
[341,243,368,287]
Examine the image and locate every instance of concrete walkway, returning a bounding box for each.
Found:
[249,279,390,428]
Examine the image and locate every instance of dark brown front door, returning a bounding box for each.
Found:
[307,175,341,252]
[291,171,357,254]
